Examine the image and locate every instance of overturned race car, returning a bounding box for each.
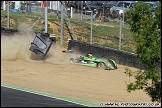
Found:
[70,53,118,70]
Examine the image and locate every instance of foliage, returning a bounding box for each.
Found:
[124,1,161,102]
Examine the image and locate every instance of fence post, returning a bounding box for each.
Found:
[7,1,10,28]
[60,3,64,44]
[119,17,122,50]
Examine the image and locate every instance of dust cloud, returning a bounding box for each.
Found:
[1,23,77,64]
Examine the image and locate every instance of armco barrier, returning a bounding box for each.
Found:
[67,40,160,70]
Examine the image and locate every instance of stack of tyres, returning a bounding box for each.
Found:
[29,32,54,58]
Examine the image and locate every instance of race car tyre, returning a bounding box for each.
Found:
[108,59,118,69]
[97,62,106,69]
[70,58,75,63]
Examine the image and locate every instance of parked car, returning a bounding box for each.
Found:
[68,1,91,9]
[110,1,136,17]
[83,1,104,14]
[109,1,118,6]
[144,1,158,12]
[101,2,116,13]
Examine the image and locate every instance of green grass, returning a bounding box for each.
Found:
[1,10,136,53]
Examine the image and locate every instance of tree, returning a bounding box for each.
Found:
[124,1,161,102]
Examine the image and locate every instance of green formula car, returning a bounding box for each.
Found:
[70,53,118,70]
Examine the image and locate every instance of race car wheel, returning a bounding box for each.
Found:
[97,62,106,69]
[108,59,118,69]
[70,58,75,63]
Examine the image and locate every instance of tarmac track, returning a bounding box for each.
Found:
[1,86,87,107]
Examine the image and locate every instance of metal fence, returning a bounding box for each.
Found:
[1,1,135,53]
